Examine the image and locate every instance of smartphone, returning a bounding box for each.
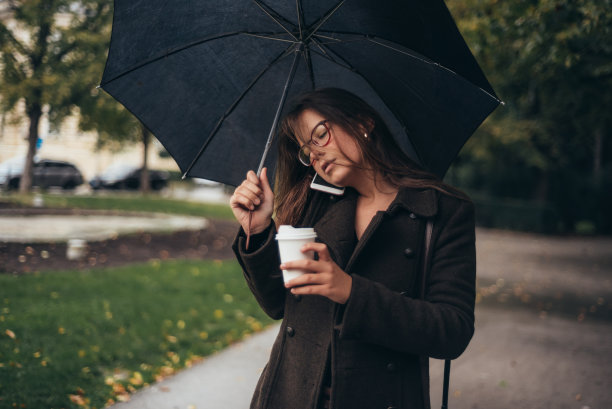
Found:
[310,173,345,195]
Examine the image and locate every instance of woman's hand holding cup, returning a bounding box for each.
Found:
[282,242,353,305]
[230,167,274,234]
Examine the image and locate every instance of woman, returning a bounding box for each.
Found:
[230,88,476,409]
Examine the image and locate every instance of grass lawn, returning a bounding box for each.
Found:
[0,259,275,408]
[1,192,235,220]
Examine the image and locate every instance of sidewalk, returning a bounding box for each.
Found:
[111,325,279,409]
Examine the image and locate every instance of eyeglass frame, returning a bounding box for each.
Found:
[297,120,333,166]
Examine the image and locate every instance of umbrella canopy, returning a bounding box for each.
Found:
[101,0,501,185]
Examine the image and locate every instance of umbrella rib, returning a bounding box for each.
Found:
[243,33,297,44]
[310,38,352,70]
[296,0,305,40]
[314,32,503,104]
[101,31,287,87]
[311,40,427,164]
[304,0,345,42]
[252,0,298,42]
[182,46,296,179]
[365,37,503,103]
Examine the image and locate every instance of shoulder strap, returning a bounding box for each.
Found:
[421,220,451,409]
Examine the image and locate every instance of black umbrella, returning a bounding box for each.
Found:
[100,0,501,185]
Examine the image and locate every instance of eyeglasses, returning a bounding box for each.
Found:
[298,120,332,166]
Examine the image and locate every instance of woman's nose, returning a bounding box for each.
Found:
[311,147,324,160]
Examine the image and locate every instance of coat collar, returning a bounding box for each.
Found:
[311,187,438,269]
[387,187,439,218]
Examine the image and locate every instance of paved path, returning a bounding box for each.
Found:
[111,326,279,409]
[108,228,612,409]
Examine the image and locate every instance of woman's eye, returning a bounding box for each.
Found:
[313,129,328,142]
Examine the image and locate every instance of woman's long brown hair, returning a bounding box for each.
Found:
[274,88,466,226]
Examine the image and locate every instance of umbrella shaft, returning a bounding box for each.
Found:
[256,45,302,176]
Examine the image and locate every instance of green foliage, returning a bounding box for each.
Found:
[0,1,109,126]
[0,1,142,192]
[0,259,274,408]
[446,0,612,233]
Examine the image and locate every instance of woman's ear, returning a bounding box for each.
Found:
[358,117,375,138]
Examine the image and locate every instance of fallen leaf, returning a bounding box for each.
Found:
[130,371,143,386]
[5,329,15,339]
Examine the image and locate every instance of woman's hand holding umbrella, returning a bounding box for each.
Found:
[230,168,274,241]
[282,242,353,305]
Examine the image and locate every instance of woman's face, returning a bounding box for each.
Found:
[295,109,364,188]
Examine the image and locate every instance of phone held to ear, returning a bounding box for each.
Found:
[310,173,345,195]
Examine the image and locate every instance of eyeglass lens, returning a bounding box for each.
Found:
[298,122,330,166]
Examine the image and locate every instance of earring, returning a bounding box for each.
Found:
[364,133,368,138]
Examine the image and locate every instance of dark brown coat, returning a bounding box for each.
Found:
[233,187,476,409]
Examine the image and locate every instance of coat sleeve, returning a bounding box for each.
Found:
[337,198,476,359]
[232,221,286,320]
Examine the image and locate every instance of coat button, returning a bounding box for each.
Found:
[403,248,414,258]
[386,363,397,372]
[293,294,302,302]
[387,406,398,409]
[286,326,295,337]
[409,212,417,219]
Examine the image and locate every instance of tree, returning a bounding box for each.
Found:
[0,0,113,192]
[446,0,612,232]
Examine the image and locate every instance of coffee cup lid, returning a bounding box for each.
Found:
[276,225,317,239]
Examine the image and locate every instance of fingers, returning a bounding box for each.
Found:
[281,258,324,276]
[300,242,331,262]
[260,167,273,197]
[279,243,330,274]
[282,262,352,305]
[230,171,265,211]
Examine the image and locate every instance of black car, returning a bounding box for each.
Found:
[0,157,84,190]
[89,164,170,191]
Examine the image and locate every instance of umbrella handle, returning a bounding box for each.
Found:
[246,211,253,250]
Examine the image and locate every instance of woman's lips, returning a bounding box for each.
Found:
[321,160,333,174]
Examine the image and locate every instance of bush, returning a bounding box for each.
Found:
[471,194,559,234]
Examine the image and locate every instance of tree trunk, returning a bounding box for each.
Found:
[19,103,42,193]
[140,124,150,193]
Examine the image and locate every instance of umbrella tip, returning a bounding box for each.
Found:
[181,172,188,180]
[95,85,101,89]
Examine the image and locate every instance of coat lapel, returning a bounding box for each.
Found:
[313,190,358,270]
[310,187,439,272]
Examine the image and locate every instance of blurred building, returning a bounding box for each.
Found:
[0,101,178,181]
[0,5,179,180]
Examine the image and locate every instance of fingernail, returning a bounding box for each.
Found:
[280,264,286,269]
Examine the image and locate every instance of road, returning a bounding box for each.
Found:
[428,229,612,409]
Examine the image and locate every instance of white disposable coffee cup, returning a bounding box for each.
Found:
[275,225,317,283]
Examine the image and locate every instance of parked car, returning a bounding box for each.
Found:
[89,163,170,191]
[0,157,84,190]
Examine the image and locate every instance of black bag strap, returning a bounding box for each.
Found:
[421,220,452,409]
